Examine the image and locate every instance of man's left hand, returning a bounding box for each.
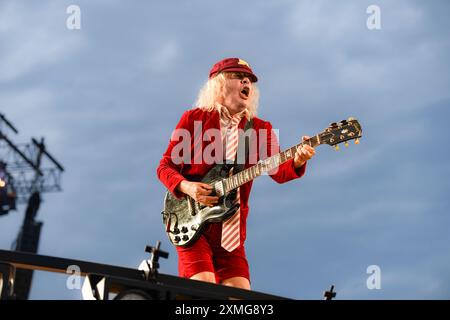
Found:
[294,136,316,168]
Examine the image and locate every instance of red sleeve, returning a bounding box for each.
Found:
[263,121,307,184]
[156,110,192,198]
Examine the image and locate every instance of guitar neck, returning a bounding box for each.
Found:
[223,135,322,193]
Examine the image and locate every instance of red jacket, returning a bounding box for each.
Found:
[157,108,306,243]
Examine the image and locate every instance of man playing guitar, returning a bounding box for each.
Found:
[157,58,315,290]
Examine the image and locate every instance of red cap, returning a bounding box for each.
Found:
[209,58,258,82]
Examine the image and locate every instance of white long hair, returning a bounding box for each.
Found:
[194,73,259,119]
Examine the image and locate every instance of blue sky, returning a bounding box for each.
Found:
[0,0,449,299]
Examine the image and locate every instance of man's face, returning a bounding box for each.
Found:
[221,72,253,112]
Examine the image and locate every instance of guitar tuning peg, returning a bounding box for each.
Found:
[334,145,339,151]
[344,141,349,148]
[355,138,360,145]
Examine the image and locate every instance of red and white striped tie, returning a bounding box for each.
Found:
[221,116,241,252]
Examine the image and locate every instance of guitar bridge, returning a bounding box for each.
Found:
[187,197,197,216]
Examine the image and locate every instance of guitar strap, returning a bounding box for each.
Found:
[233,118,254,173]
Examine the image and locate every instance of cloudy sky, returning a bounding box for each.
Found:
[0,0,449,299]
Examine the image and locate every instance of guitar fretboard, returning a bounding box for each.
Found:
[223,135,321,193]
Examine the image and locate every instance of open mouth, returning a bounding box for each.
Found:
[240,87,250,99]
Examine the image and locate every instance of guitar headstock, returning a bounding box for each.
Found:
[319,117,362,150]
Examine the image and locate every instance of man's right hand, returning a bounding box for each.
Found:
[177,180,219,207]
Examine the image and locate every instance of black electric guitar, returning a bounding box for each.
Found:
[162,117,362,247]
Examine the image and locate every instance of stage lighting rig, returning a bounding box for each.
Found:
[0,112,64,299]
[0,114,64,206]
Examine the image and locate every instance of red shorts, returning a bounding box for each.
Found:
[176,222,250,284]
